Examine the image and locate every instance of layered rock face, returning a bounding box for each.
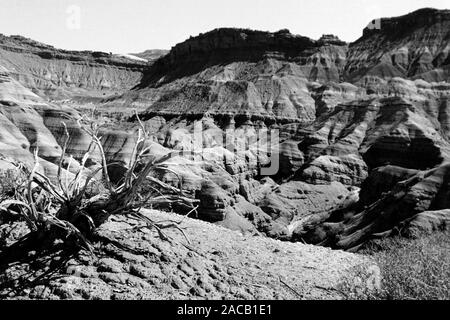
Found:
[106,28,348,121]
[0,34,151,178]
[0,65,60,170]
[0,63,141,182]
[0,34,146,101]
[1,8,450,250]
[346,8,450,83]
[144,28,348,83]
[300,96,450,169]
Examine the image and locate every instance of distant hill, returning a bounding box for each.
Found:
[130,49,169,62]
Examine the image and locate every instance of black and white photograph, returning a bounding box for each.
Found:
[0,0,448,309]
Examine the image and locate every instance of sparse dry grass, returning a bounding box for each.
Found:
[355,232,450,300]
[0,170,25,201]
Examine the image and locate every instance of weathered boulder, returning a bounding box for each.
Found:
[299,155,368,186]
[196,180,233,222]
[402,210,450,237]
[258,181,351,226]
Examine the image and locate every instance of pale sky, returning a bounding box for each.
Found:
[0,0,448,54]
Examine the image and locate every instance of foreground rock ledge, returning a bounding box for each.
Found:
[1,210,376,300]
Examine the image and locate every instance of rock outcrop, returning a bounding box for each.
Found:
[297,163,450,250]
[403,209,450,237]
[105,28,348,121]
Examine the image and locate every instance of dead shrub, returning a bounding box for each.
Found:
[0,113,198,254]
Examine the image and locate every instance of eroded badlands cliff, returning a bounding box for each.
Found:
[0,8,449,251]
